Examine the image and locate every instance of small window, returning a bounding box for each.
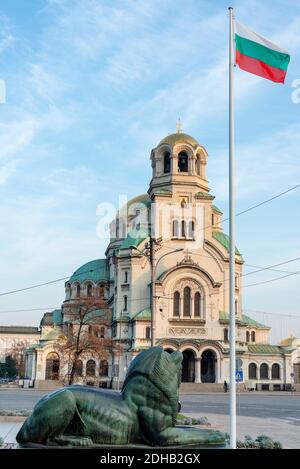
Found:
[164,152,171,173]
[87,284,93,297]
[178,151,188,172]
[124,271,128,283]
[194,292,201,317]
[124,295,128,311]
[183,287,191,317]
[246,331,250,343]
[74,360,83,377]
[251,331,256,342]
[196,156,201,175]
[99,360,108,376]
[173,291,180,316]
[100,326,105,338]
[272,363,280,380]
[188,220,195,238]
[224,328,229,342]
[146,326,151,339]
[76,284,81,298]
[181,220,186,237]
[260,363,269,380]
[249,363,257,379]
[172,220,179,237]
[86,360,96,376]
[235,300,238,315]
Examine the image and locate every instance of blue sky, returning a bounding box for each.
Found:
[0,0,299,342]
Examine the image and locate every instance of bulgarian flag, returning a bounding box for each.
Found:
[235,21,290,83]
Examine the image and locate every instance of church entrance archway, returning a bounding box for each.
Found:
[45,352,60,380]
[201,349,216,383]
[181,349,196,383]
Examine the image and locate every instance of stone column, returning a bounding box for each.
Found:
[195,358,201,383]
[31,351,36,380]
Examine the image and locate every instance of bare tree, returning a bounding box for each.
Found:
[55,298,114,385]
[8,340,28,378]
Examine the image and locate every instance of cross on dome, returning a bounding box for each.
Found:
[176,119,183,134]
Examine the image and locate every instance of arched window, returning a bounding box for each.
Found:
[87,284,93,297]
[86,359,96,376]
[146,326,151,339]
[178,151,188,172]
[45,352,60,380]
[173,291,180,317]
[248,363,257,379]
[98,285,105,298]
[183,286,191,317]
[164,152,171,173]
[224,328,229,342]
[194,292,201,317]
[66,283,71,299]
[68,323,73,337]
[260,363,269,380]
[246,331,250,342]
[100,326,105,338]
[196,156,201,175]
[124,295,128,311]
[76,284,81,298]
[99,360,108,376]
[181,220,186,237]
[74,360,83,377]
[251,331,256,342]
[271,363,280,380]
[188,220,195,238]
[172,220,179,237]
[88,325,93,336]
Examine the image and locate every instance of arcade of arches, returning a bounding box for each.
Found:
[166,348,218,383]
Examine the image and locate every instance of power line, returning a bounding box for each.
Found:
[244,309,300,319]
[0,184,299,299]
[0,307,59,314]
[243,269,300,288]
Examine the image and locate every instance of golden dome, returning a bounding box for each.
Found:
[158,132,200,149]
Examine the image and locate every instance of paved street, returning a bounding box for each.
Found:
[1,389,300,448]
[180,392,300,421]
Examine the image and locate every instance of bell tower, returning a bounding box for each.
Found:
[148,124,210,198]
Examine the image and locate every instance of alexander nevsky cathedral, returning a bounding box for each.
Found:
[21,129,300,391]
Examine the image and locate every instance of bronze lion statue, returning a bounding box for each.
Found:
[17,347,225,447]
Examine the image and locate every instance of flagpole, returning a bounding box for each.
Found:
[228,6,236,449]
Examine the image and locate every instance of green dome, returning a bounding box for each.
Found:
[69,259,108,284]
[158,132,200,149]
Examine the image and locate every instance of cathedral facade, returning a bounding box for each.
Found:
[25,130,300,390]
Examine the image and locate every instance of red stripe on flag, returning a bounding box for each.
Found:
[236,50,286,83]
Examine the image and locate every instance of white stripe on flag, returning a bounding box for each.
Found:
[235,20,289,55]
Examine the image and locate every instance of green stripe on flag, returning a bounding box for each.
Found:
[235,34,290,71]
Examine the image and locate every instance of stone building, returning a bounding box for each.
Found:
[24,129,300,390]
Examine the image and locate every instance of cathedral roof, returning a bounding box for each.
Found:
[0,326,39,334]
[219,311,270,330]
[212,231,241,256]
[40,309,62,327]
[132,308,151,321]
[69,259,108,284]
[158,132,200,149]
[247,344,288,355]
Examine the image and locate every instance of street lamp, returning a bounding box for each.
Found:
[130,244,183,346]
